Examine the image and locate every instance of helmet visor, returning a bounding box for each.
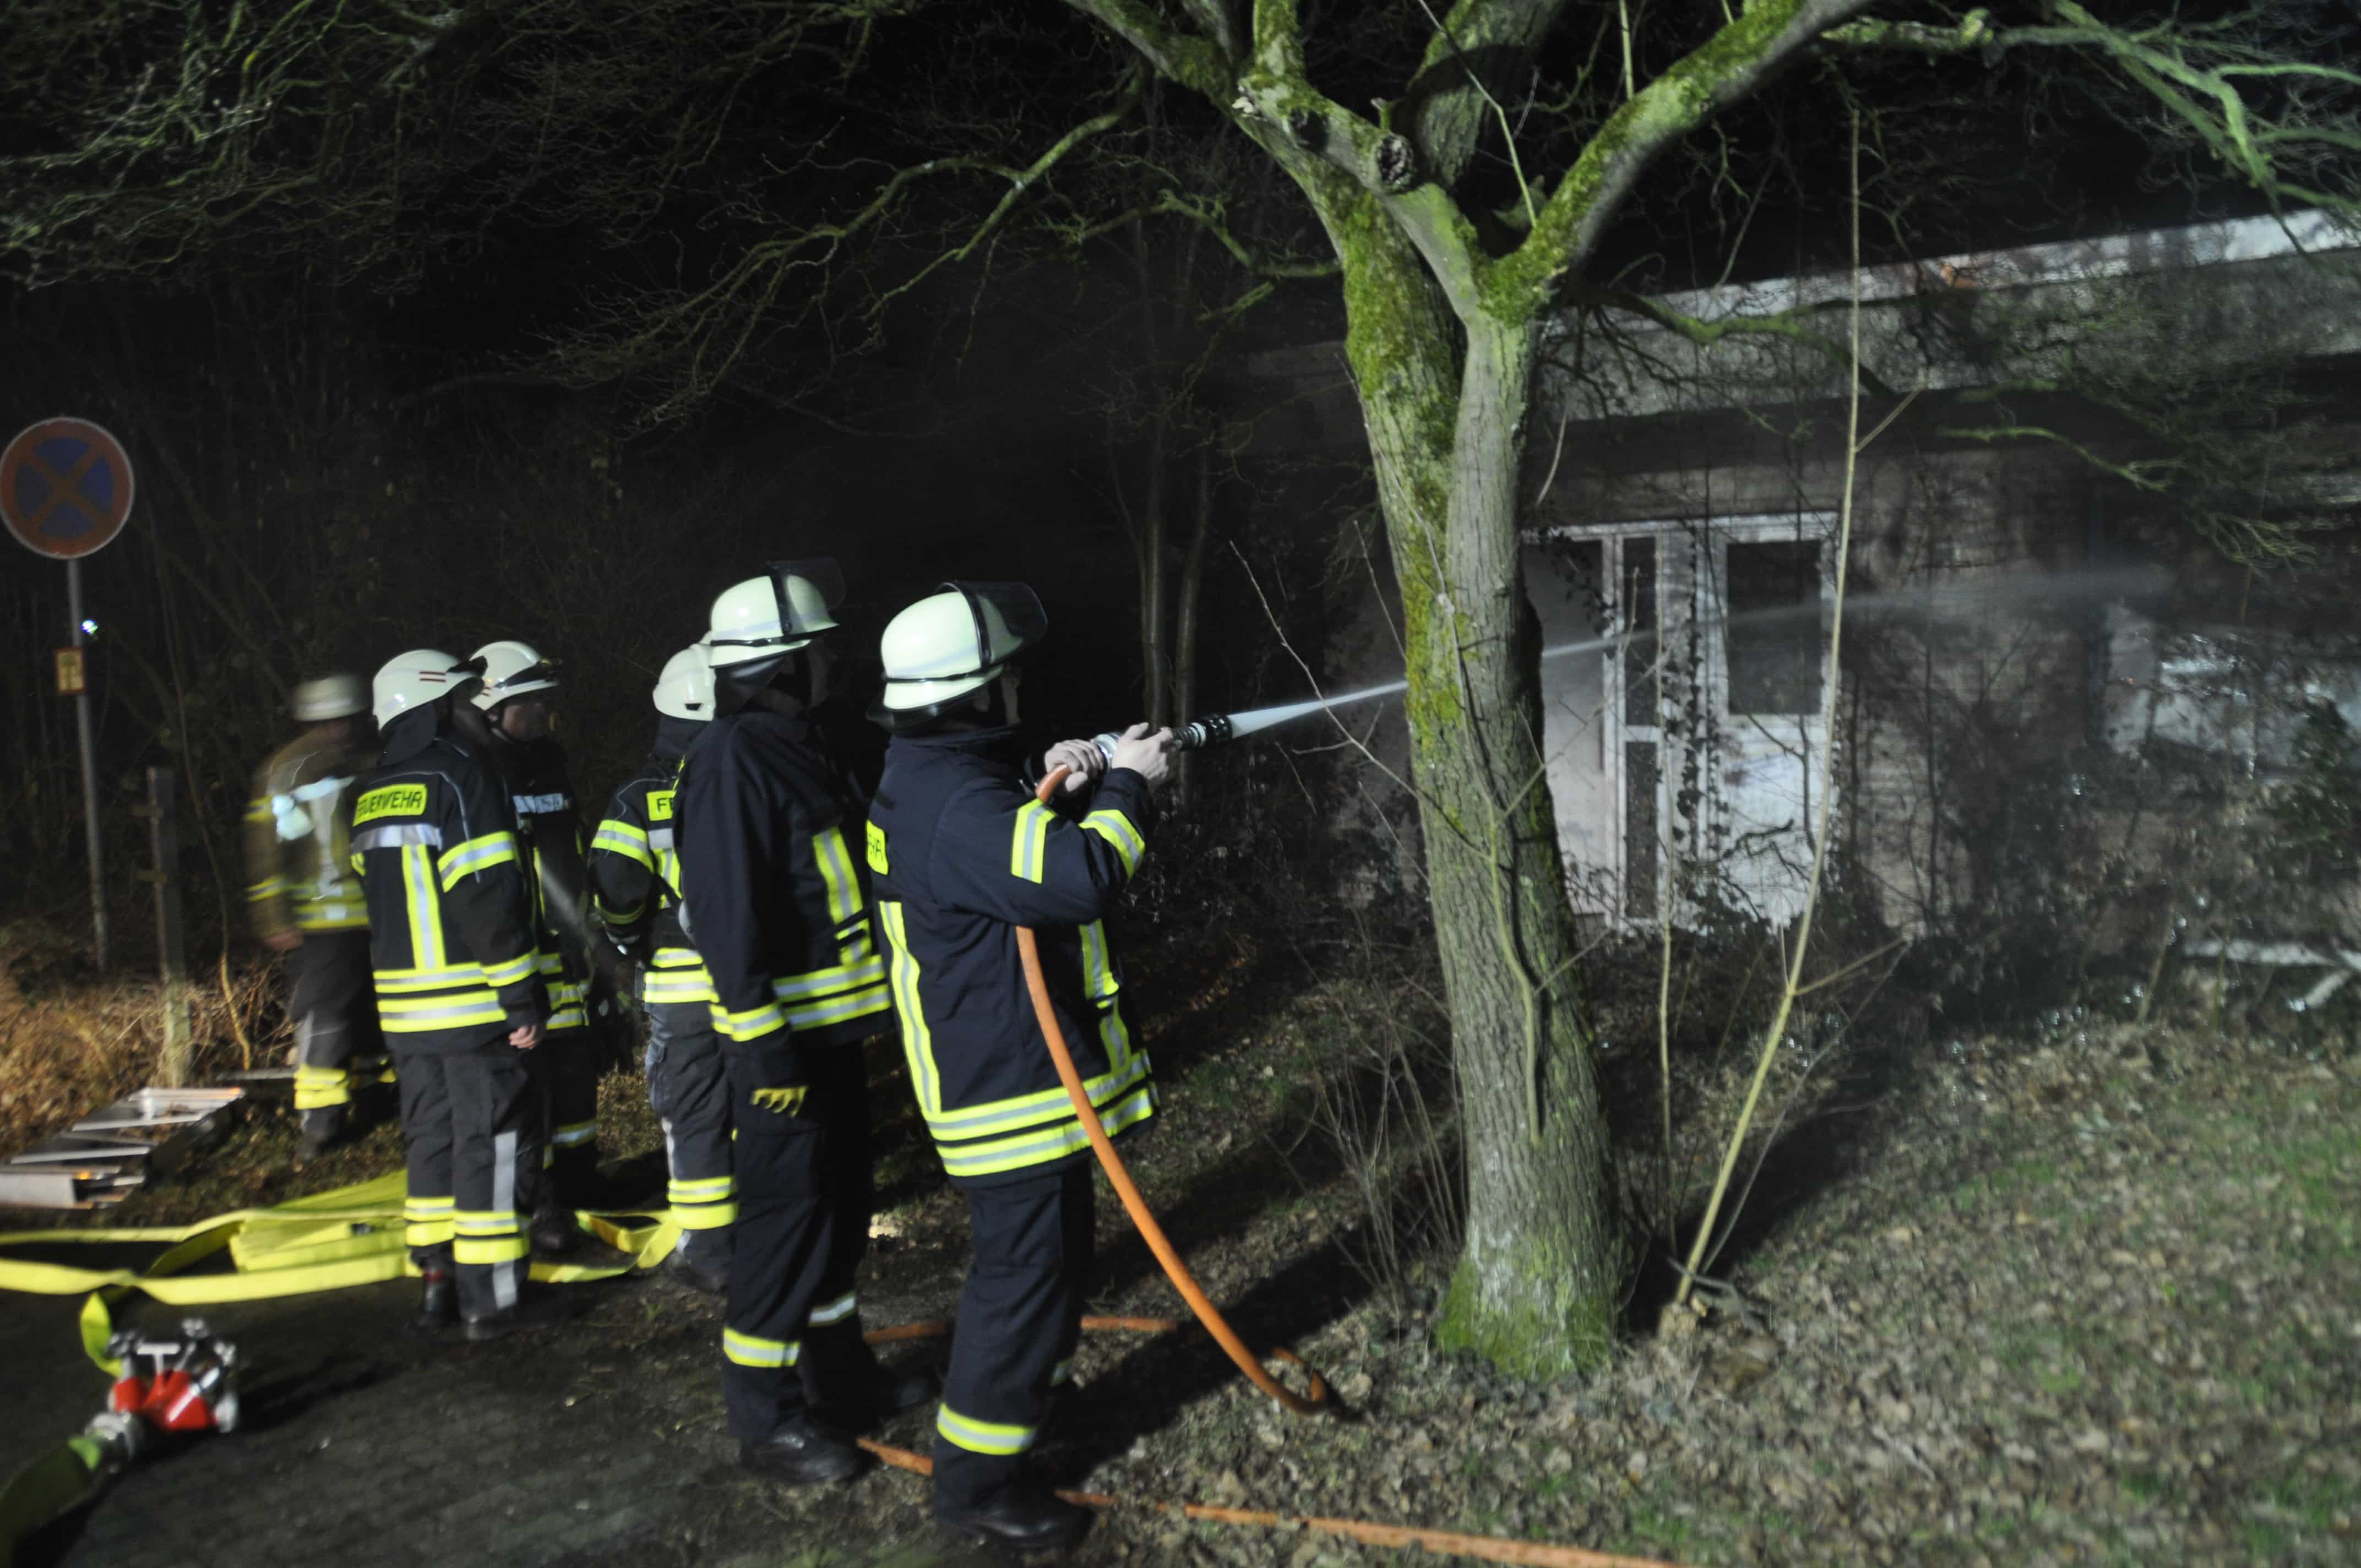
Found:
[944,581,1047,678]
[769,557,845,617]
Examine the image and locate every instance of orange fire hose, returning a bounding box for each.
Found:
[846,767,1688,1568]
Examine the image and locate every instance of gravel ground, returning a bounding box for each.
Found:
[7,930,2357,1566]
[1047,1022,2361,1568]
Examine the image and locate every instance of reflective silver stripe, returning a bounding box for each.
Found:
[648,827,675,852]
[513,792,571,815]
[491,1130,520,1311]
[354,824,444,851]
[808,1292,858,1327]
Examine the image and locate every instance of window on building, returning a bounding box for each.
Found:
[1726,540,1823,715]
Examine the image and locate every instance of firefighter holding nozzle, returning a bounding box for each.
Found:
[866,581,1173,1550]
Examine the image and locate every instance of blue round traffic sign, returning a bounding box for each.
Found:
[2,417,137,559]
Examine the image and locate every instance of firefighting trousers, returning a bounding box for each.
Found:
[799,1041,883,1408]
[719,1040,883,1438]
[646,999,733,1270]
[932,1161,1095,1514]
[287,929,382,1136]
[396,1038,537,1321]
[526,1019,601,1206]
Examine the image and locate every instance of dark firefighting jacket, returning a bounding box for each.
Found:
[350,707,544,1048]
[676,709,891,1088]
[485,735,593,1032]
[589,715,709,1009]
[243,729,371,941]
[867,727,1156,1185]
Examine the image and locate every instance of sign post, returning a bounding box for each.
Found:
[2,417,137,971]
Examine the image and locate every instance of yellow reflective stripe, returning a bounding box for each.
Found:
[243,799,274,824]
[293,1065,350,1110]
[375,962,491,994]
[713,1002,787,1041]
[453,1235,530,1264]
[722,1328,799,1368]
[482,952,537,989]
[1081,809,1146,876]
[453,1210,520,1235]
[437,831,519,890]
[550,1121,596,1149]
[1078,921,1118,1004]
[376,994,505,1031]
[292,909,369,932]
[547,977,587,1005]
[812,826,863,924]
[644,971,717,1005]
[676,1203,737,1230]
[784,983,889,1032]
[922,1050,1151,1141]
[879,903,939,1118]
[934,1083,1156,1178]
[650,947,703,968]
[1009,800,1053,883]
[590,821,654,869]
[936,1403,1037,1456]
[595,896,646,925]
[808,1292,858,1327]
[401,845,444,971]
[668,1175,736,1200]
[771,952,885,1003]
[246,878,290,901]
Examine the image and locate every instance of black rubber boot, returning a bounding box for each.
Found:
[659,1249,729,1295]
[737,1413,864,1486]
[937,1489,1092,1551]
[292,1109,343,1168]
[462,1292,578,1343]
[407,1270,458,1336]
[529,1205,581,1256]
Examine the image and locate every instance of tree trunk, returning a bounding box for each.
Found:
[1137,415,1172,729]
[1331,208,1623,1375]
[1172,440,1214,808]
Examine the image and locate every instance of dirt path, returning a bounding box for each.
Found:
[6,962,2356,1566]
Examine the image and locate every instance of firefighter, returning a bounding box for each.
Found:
[457,639,600,1254]
[355,650,549,1339]
[589,643,733,1292]
[865,581,1172,1550]
[677,562,931,1484]
[242,672,382,1165]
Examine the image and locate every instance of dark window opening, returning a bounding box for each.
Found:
[1726,540,1823,715]
[1622,537,1657,727]
[1624,741,1659,921]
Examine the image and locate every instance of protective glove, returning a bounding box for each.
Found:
[1108,722,1176,791]
[739,1025,808,1117]
[1042,738,1108,797]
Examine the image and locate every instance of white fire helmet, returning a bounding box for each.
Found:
[464,639,561,712]
[372,650,465,729]
[706,559,845,675]
[291,673,367,723]
[873,582,1047,728]
[651,641,717,721]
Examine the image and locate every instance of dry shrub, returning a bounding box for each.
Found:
[1299,923,1458,1305]
[0,922,282,1162]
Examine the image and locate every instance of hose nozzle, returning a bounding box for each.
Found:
[1091,713,1233,764]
